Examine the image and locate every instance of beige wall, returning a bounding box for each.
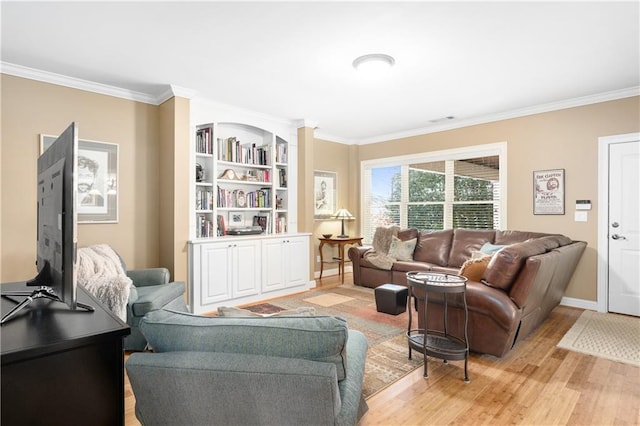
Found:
[158,96,190,284]
[311,138,354,274]
[354,97,640,301]
[3,73,638,304]
[1,75,162,281]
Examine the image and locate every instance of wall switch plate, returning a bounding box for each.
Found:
[317,255,321,262]
[575,211,588,222]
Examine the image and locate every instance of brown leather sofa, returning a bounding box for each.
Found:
[348,229,586,357]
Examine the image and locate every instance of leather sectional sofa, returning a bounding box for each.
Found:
[348,229,586,357]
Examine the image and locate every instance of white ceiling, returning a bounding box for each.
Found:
[2,1,639,144]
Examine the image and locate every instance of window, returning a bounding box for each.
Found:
[361,143,506,243]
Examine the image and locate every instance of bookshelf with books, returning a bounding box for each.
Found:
[188,103,310,314]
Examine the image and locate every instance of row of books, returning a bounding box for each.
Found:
[275,215,287,234]
[196,190,215,211]
[276,142,288,163]
[217,187,272,208]
[278,168,287,187]
[197,215,215,238]
[218,137,271,166]
[196,127,213,154]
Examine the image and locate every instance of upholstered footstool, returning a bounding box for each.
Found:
[375,284,408,315]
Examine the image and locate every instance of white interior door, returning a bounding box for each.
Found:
[608,140,640,316]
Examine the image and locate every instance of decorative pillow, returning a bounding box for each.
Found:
[479,242,506,255]
[459,255,492,282]
[388,236,417,261]
[217,306,316,317]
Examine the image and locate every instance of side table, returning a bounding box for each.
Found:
[318,236,363,283]
[406,271,470,382]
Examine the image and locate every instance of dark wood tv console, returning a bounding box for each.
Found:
[1,282,130,425]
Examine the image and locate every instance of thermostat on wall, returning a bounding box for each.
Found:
[575,200,591,210]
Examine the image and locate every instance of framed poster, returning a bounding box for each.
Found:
[41,135,119,223]
[314,170,337,219]
[533,168,565,215]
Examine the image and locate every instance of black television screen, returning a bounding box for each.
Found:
[32,122,79,308]
[1,122,93,325]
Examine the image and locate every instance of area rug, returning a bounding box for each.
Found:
[247,285,423,398]
[557,310,640,366]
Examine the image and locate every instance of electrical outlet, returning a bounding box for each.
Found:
[317,255,321,263]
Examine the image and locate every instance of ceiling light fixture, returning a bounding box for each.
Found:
[352,53,395,76]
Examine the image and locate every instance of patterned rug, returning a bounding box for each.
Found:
[557,310,640,366]
[246,285,423,398]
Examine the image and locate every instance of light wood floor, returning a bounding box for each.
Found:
[125,272,640,425]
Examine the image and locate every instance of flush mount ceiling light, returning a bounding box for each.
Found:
[352,53,395,76]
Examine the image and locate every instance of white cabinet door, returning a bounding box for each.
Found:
[199,240,260,308]
[200,242,233,306]
[233,239,261,298]
[262,236,309,293]
[285,236,309,288]
[261,238,286,293]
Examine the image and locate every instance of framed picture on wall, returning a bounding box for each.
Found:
[533,168,565,215]
[40,134,119,223]
[314,170,337,219]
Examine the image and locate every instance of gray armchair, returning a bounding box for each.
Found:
[124,268,186,351]
[126,309,369,425]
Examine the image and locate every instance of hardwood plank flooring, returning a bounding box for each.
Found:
[125,272,640,425]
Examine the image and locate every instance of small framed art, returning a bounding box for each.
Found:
[40,134,119,223]
[314,170,337,219]
[229,211,245,226]
[533,168,565,215]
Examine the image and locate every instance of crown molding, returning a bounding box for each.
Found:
[349,86,640,145]
[0,62,165,105]
[3,61,637,143]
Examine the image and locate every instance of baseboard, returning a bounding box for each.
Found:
[560,296,598,311]
[314,265,353,279]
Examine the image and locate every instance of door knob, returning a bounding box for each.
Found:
[611,234,627,240]
[611,222,619,228]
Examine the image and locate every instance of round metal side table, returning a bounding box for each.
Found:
[406,271,470,382]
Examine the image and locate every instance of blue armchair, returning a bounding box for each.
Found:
[124,268,186,351]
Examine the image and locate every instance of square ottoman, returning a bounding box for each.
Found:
[375,284,408,315]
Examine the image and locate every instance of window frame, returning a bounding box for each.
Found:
[360,142,508,243]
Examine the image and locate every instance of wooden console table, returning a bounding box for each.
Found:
[318,236,363,283]
[1,282,130,425]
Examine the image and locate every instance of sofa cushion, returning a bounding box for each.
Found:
[397,228,419,242]
[413,229,454,266]
[140,309,350,380]
[482,237,562,291]
[388,236,417,261]
[448,229,496,268]
[494,230,547,245]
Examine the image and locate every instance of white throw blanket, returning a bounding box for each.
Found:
[364,226,400,270]
[77,244,132,321]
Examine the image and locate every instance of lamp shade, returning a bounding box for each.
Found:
[333,208,355,238]
[332,208,354,220]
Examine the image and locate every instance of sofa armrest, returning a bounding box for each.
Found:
[126,268,170,287]
[127,351,341,426]
[337,330,369,426]
[348,246,372,286]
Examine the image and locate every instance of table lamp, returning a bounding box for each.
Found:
[333,208,355,238]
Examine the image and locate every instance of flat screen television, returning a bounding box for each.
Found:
[1,122,93,325]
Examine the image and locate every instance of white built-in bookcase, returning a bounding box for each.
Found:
[187,99,311,314]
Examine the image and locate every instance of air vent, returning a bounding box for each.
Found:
[429,116,455,123]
